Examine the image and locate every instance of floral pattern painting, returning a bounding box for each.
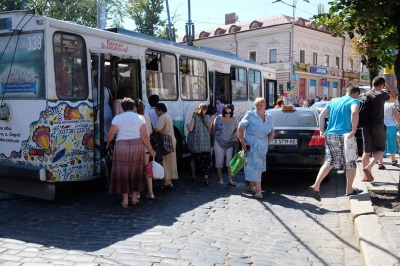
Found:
[0,101,97,182]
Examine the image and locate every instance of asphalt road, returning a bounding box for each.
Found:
[0,165,363,265]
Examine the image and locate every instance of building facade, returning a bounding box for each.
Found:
[186,14,370,103]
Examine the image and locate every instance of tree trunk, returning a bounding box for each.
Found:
[367,57,379,86]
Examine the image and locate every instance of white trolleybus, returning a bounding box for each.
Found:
[0,10,277,200]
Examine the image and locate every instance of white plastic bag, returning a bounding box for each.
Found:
[343,133,358,162]
[151,161,165,180]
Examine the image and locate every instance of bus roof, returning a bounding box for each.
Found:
[106,27,263,67]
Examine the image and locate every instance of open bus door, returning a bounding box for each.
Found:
[91,54,142,176]
[265,79,277,109]
[209,70,231,112]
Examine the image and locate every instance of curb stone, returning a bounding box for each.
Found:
[350,159,400,265]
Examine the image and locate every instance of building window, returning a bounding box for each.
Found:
[349,59,353,70]
[324,55,329,67]
[313,52,318,65]
[269,49,277,63]
[335,56,340,69]
[250,21,260,29]
[249,51,256,62]
[300,50,305,63]
[229,25,241,33]
[199,31,210,38]
[215,28,226,36]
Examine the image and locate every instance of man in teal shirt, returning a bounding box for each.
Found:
[309,86,362,201]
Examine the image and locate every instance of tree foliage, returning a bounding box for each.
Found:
[125,0,165,37]
[313,0,400,86]
[0,0,125,28]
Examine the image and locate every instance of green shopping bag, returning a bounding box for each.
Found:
[229,150,247,176]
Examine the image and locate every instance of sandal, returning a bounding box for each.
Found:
[131,199,139,205]
[204,175,209,186]
[248,186,256,193]
[345,188,363,196]
[121,202,128,208]
[392,160,398,166]
[378,164,386,170]
[218,179,223,185]
[158,184,173,191]
[254,192,263,199]
[228,180,236,186]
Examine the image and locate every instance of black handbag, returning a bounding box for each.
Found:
[150,133,173,156]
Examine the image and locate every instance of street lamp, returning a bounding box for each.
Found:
[273,0,309,101]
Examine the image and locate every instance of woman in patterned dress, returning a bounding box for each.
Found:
[187,103,213,185]
[154,103,178,189]
[238,98,275,199]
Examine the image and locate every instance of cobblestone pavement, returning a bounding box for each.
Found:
[0,167,362,265]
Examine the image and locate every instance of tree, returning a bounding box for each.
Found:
[313,0,399,86]
[0,0,125,28]
[125,0,165,37]
[0,0,22,10]
[157,5,181,41]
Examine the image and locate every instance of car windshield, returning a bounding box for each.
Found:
[269,111,318,127]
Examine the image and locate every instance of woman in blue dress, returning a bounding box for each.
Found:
[238,97,275,199]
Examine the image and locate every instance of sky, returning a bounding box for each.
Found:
[123,0,332,38]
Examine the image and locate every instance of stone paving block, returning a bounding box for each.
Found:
[0,253,22,261]
[0,262,21,266]
[158,259,191,266]
[187,260,214,266]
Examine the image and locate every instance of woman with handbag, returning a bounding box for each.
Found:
[106,98,156,208]
[154,103,178,189]
[187,103,213,185]
[213,104,238,186]
[238,97,275,199]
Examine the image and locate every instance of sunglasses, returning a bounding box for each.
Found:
[225,112,232,114]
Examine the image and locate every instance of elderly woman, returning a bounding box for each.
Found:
[187,103,213,185]
[154,103,178,189]
[238,97,275,199]
[213,104,238,186]
[106,98,156,208]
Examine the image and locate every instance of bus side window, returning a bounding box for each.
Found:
[179,56,206,100]
[146,50,177,100]
[231,67,247,101]
[53,32,88,100]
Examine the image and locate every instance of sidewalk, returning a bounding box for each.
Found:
[350,156,400,266]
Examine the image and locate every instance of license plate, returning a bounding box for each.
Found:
[269,138,298,145]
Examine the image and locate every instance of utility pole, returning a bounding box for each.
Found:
[185,0,194,46]
[273,0,309,103]
[165,0,174,41]
[97,0,106,29]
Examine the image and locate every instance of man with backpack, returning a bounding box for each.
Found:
[361,76,395,182]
